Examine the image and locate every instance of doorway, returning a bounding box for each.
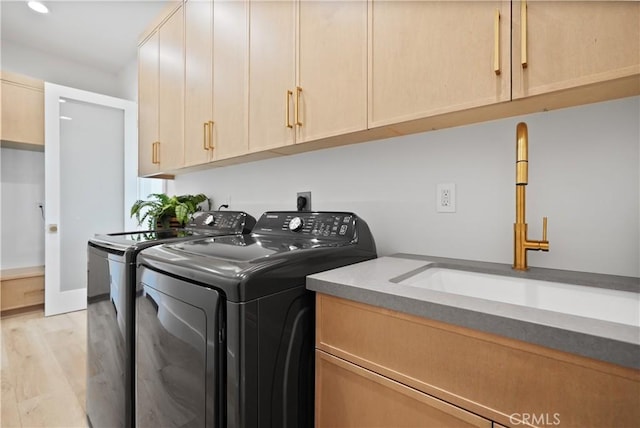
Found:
[44,83,136,316]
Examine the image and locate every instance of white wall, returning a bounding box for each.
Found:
[0,148,45,269]
[0,43,146,270]
[169,96,640,278]
[117,58,139,102]
[1,40,129,99]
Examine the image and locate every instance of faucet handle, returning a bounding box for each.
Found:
[542,216,548,242]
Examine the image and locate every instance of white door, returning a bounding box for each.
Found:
[44,83,137,316]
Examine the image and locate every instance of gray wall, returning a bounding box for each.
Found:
[169,96,640,278]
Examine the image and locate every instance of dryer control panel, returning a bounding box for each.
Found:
[187,211,256,234]
[255,211,357,240]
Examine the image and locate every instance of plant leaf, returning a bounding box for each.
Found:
[175,203,189,224]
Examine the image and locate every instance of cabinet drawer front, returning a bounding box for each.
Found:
[316,294,640,428]
[316,350,491,428]
[1,275,45,311]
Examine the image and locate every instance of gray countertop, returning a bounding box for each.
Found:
[306,254,640,370]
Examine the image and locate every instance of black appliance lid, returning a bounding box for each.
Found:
[88,210,256,252]
[164,233,351,262]
[159,211,361,260]
[137,211,377,302]
[107,229,199,242]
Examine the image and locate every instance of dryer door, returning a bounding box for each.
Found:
[136,268,223,427]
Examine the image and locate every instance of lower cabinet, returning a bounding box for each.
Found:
[0,267,45,314]
[315,293,640,428]
[316,350,491,428]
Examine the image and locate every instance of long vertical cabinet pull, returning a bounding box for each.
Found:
[203,122,209,150]
[494,9,501,75]
[152,142,160,164]
[208,121,215,150]
[295,86,303,126]
[285,90,294,128]
[521,0,528,68]
[202,122,215,152]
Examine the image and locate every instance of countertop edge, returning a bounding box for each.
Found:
[306,255,640,370]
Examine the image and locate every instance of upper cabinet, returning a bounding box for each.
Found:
[248,0,296,153]
[1,71,45,148]
[184,0,214,167]
[369,1,511,128]
[512,1,640,99]
[248,0,367,153]
[184,0,249,167]
[158,5,185,172]
[212,0,249,161]
[138,4,184,177]
[137,0,639,177]
[297,0,367,144]
[138,31,160,176]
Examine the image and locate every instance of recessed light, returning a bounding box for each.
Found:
[59,99,66,103]
[28,1,49,14]
[60,116,72,121]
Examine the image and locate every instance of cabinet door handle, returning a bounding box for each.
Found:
[154,142,160,164]
[494,9,501,75]
[295,86,303,127]
[203,122,209,150]
[208,121,215,150]
[285,90,293,128]
[151,142,157,164]
[521,0,528,68]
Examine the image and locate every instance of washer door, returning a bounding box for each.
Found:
[136,269,223,427]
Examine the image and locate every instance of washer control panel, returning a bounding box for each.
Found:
[187,211,256,234]
[255,212,356,239]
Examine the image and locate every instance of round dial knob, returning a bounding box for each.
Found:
[204,215,215,226]
[288,217,304,232]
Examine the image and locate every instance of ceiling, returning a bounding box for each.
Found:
[1,0,175,74]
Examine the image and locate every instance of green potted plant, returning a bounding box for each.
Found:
[130,193,210,229]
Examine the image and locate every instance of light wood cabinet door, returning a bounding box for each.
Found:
[138,32,161,176]
[248,0,296,153]
[369,0,510,128]
[316,294,640,428]
[512,1,640,99]
[1,72,44,147]
[316,350,492,428]
[212,0,249,161]
[296,0,367,144]
[184,0,214,167]
[158,5,185,171]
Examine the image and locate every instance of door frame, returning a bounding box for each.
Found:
[44,82,137,316]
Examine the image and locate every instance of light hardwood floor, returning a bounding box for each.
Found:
[1,309,87,427]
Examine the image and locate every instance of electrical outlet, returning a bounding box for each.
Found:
[436,183,456,213]
[297,191,311,211]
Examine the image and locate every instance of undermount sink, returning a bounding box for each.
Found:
[398,267,640,327]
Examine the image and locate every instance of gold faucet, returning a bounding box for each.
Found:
[513,122,549,270]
